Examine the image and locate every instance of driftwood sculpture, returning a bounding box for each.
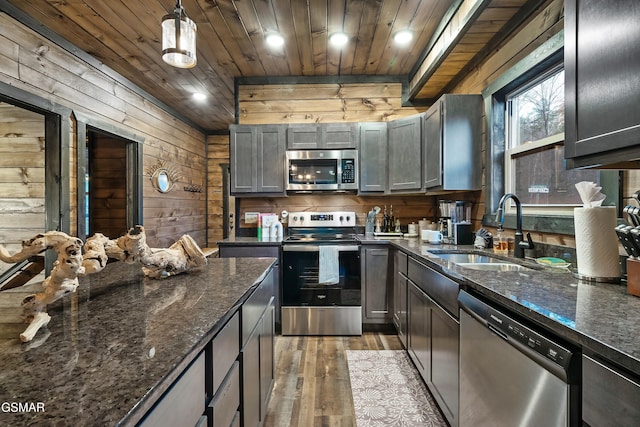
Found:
[0,226,207,342]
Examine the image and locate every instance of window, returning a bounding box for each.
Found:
[504,66,600,212]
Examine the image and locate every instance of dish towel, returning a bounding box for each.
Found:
[318,246,340,285]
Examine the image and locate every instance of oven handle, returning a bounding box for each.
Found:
[282,244,360,252]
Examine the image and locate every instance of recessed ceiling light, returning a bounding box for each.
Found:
[193,92,206,101]
[266,33,285,47]
[329,32,349,48]
[394,29,413,45]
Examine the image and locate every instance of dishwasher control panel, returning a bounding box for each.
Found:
[487,308,573,370]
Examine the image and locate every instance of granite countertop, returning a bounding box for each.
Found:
[390,238,640,376]
[0,257,276,426]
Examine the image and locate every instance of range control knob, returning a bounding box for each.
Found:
[346,216,351,222]
[299,216,305,222]
[292,216,298,222]
[339,216,344,222]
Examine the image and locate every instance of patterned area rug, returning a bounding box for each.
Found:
[346,350,448,427]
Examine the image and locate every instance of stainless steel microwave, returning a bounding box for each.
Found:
[286,149,358,191]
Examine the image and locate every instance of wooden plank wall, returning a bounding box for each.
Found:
[0,103,45,276]
[207,134,229,245]
[238,82,423,124]
[0,12,207,249]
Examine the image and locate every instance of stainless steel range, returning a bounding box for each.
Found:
[281,211,362,335]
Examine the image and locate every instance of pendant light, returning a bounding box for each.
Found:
[161,0,197,68]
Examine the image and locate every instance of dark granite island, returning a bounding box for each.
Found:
[0,257,276,426]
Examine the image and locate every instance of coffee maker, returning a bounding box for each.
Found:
[438,200,473,245]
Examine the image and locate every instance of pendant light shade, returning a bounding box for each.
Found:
[162,0,197,68]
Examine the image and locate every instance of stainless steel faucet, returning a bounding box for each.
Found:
[495,193,534,258]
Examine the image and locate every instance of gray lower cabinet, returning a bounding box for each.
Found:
[393,250,408,348]
[582,354,640,427]
[388,115,422,192]
[230,124,286,195]
[358,122,388,193]
[423,94,482,191]
[361,245,391,324]
[139,265,276,427]
[241,268,276,427]
[139,353,206,427]
[406,255,459,427]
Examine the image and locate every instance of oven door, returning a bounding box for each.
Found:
[281,244,361,306]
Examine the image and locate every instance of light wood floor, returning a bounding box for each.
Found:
[263,332,404,427]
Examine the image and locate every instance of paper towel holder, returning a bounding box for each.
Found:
[572,272,621,283]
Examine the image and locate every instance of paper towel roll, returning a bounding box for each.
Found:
[574,207,620,279]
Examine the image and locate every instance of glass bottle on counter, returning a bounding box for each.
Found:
[389,205,395,232]
[383,205,389,232]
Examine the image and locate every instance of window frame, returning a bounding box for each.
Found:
[481,31,620,235]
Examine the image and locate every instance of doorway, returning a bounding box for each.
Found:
[83,127,142,241]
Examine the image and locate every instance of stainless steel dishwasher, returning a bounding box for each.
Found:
[458,290,580,427]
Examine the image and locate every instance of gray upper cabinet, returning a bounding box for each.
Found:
[321,123,357,148]
[388,115,423,192]
[230,124,286,195]
[286,123,357,149]
[358,122,387,193]
[423,94,482,191]
[286,124,321,149]
[565,0,640,167]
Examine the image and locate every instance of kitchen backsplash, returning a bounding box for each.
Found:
[235,192,483,235]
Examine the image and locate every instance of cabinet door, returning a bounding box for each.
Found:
[241,327,260,427]
[423,102,442,188]
[565,0,640,163]
[260,301,275,421]
[407,280,430,382]
[358,122,388,193]
[429,303,459,427]
[583,355,640,427]
[362,246,391,323]
[256,125,286,193]
[321,123,357,148]
[286,124,320,149]
[230,125,257,193]
[388,115,422,191]
[393,250,408,347]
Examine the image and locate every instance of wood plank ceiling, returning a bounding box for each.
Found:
[4,0,535,132]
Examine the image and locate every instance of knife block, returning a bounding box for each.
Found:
[627,258,640,297]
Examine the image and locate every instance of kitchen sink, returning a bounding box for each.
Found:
[455,262,533,272]
[434,253,506,264]
[434,252,536,272]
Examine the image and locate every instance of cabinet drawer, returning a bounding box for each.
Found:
[139,352,205,427]
[212,311,239,395]
[242,269,275,345]
[583,355,640,426]
[209,361,240,427]
[407,257,459,318]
